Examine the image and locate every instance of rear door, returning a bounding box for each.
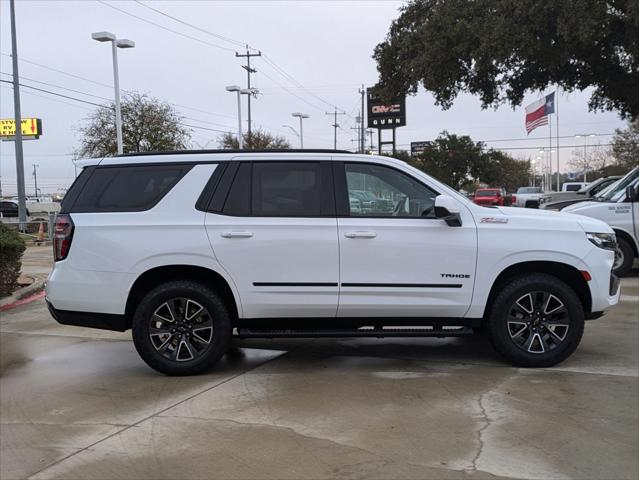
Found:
[204,160,339,318]
[335,161,477,317]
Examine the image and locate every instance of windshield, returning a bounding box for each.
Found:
[596,168,639,202]
[517,187,542,194]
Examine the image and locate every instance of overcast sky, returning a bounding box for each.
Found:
[0,0,627,195]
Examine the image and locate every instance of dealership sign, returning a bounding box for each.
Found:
[0,118,43,140]
[410,141,429,156]
[367,89,406,129]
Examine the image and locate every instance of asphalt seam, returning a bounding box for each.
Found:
[25,350,290,480]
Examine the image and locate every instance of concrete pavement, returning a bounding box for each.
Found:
[0,248,637,479]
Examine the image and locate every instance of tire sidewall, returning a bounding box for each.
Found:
[132,281,231,375]
[488,275,584,368]
[614,238,634,277]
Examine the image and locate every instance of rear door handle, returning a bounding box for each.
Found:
[221,231,253,238]
[344,231,377,239]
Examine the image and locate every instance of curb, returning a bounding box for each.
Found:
[0,274,47,309]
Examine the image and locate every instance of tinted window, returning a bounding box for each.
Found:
[345,163,438,218]
[71,164,192,213]
[565,184,582,192]
[252,162,322,216]
[222,163,251,216]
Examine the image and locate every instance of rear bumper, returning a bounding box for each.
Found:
[46,299,128,332]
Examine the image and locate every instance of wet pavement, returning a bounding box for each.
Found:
[0,266,638,479]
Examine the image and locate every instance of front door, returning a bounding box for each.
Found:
[205,160,339,318]
[335,161,477,317]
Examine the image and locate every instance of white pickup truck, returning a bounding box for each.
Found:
[563,167,639,276]
[514,186,544,208]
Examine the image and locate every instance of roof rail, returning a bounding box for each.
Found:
[116,149,354,157]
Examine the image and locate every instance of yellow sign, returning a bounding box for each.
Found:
[0,118,42,138]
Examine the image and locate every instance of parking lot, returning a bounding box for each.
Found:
[1,248,638,480]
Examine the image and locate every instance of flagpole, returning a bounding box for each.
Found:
[548,115,552,191]
[556,89,560,191]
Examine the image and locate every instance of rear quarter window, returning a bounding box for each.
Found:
[67,164,193,213]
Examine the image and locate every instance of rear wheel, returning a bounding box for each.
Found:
[487,274,584,368]
[132,280,231,375]
[613,237,634,277]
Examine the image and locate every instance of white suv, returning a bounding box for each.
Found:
[46,150,620,375]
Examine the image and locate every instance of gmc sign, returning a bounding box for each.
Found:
[367,88,406,129]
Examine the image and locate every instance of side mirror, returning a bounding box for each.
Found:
[435,195,462,227]
[626,185,638,202]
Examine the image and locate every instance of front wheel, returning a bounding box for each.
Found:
[613,237,634,277]
[487,274,584,368]
[132,280,231,375]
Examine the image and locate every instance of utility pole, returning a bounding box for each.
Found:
[350,125,361,152]
[235,45,261,148]
[10,0,27,224]
[32,163,39,198]
[367,129,374,152]
[325,108,345,150]
[359,85,366,154]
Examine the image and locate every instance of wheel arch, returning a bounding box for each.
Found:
[612,228,638,258]
[482,261,592,321]
[125,265,240,329]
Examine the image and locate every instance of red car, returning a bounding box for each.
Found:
[473,188,508,206]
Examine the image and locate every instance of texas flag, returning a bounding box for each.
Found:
[525,92,555,134]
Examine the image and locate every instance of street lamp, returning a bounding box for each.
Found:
[574,134,597,182]
[291,112,310,149]
[282,124,300,143]
[92,31,135,155]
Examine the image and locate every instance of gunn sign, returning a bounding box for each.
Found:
[367,89,406,129]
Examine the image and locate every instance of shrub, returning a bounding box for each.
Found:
[0,223,26,297]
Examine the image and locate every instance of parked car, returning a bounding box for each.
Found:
[350,190,394,214]
[473,188,509,206]
[513,186,544,208]
[46,150,619,375]
[562,166,639,276]
[561,182,589,192]
[540,176,621,210]
[0,200,30,218]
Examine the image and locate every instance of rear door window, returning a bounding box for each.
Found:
[69,164,192,213]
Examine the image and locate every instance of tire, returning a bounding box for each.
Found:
[487,274,584,368]
[613,237,634,277]
[132,280,231,375]
[524,200,539,209]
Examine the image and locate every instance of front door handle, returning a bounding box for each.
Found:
[221,231,253,238]
[344,231,377,239]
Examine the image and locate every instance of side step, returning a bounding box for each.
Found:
[236,326,474,339]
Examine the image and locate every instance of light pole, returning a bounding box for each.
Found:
[292,112,310,149]
[538,148,555,191]
[226,85,244,149]
[531,159,537,187]
[282,124,300,145]
[32,163,39,198]
[574,133,597,182]
[92,32,134,155]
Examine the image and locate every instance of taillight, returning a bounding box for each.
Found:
[511,195,516,204]
[54,214,74,261]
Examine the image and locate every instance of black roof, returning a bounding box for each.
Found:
[117,149,353,157]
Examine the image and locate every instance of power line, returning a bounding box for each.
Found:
[98,2,347,114]
[95,0,236,52]
[0,71,112,101]
[1,52,236,119]
[0,79,109,108]
[133,0,247,49]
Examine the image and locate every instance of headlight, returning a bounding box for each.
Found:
[586,232,617,251]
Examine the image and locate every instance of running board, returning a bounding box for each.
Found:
[236,326,474,339]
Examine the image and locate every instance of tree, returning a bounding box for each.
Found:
[77,92,190,157]
[569,144,613,180]
[409,132,531,191]
[219,127,290,150]
[611,120,639,168]
[374,0,639,119]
